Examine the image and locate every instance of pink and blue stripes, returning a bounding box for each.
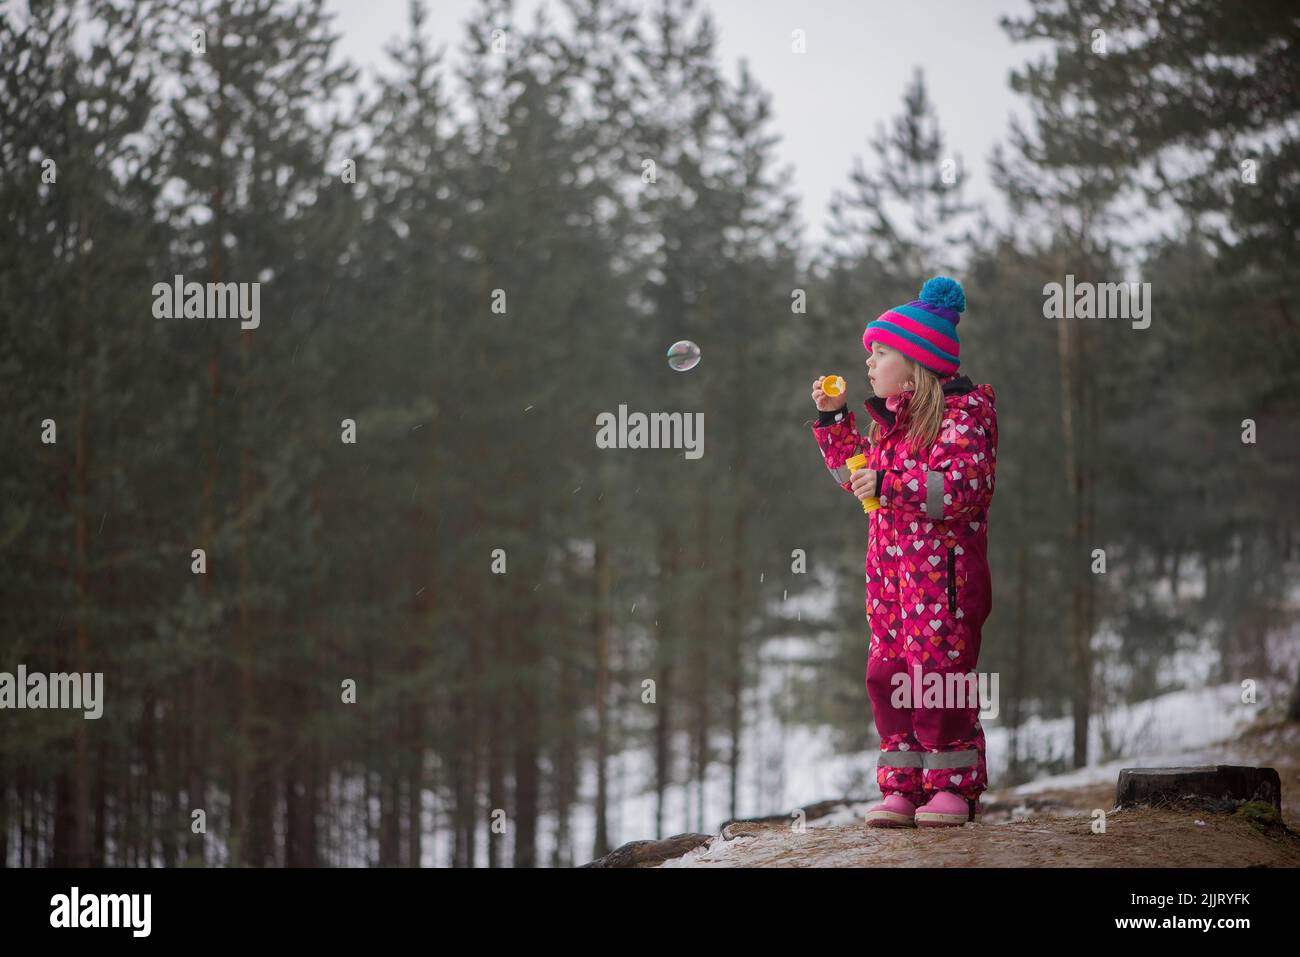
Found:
[863,280,966,375]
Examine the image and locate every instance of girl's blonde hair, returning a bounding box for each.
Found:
[866,357,944,453]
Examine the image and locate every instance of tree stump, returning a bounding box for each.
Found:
[1115,765,1281,813]
[579,832,713,868]
[720,797,858,830]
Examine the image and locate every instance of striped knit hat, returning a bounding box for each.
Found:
[862,276,966,376]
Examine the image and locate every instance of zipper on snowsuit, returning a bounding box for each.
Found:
[946,546,957,614]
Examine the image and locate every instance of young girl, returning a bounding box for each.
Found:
[810,276,997,828]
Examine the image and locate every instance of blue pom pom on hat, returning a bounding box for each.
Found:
[863,275,967,375]
[918,276,966,314]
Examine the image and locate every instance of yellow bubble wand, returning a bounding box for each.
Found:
[846,452,881,513]
[820,375,880,513]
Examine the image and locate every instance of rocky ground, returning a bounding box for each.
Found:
[583,716,1300,868]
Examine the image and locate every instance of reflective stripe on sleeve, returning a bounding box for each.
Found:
[925,469,944,519]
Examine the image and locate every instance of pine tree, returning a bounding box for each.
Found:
[823,67,978,278]
[156,0,359,866]
[0,0,170,866]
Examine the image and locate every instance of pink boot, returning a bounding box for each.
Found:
[914,789,975,827]
[864,793,920,828]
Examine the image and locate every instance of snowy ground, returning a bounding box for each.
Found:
[449,572,1300,865]
[574,606,1300,863]
[798,684,1291,833]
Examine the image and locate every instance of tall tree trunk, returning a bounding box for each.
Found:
[55,224,94,867]
[187,337,218,867]
[450,671,469,867]
[513,572,541,868]
[654,524,677,839]
[727,502,745,821]
[234,323,261,864]
[592,528,611,859]
[284,690,305,867]
[160,709,178,868]
[140,688,156,865]
[209,46,230,865]
[406,615,425,869]
[18,764,27,866]
[1008,541,1029,778]
[551,533,578,867]
[727,285,747,822]
[379,755,400,867]
[692,495,711,833]
[405,740,421,868]
[487,602,505,868]
[60,215,95,867]
[1057,259,1091,769]
[1080,323,1097,733]
[0,752,8,866]
[187,335,217,866]
[71,363,91,867]
[297,484,329,868]
[465,559,483,867]
[406,286,446,870]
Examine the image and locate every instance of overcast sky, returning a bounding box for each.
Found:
[326,0,1044,249]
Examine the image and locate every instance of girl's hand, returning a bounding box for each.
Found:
[811,375,847,412]
[850,467,877,502]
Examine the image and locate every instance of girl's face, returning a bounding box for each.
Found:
[866,343,913,397]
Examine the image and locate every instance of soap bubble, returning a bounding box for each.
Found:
[666,340,700,372]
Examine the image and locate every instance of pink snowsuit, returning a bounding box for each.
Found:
[812,373,997,804]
